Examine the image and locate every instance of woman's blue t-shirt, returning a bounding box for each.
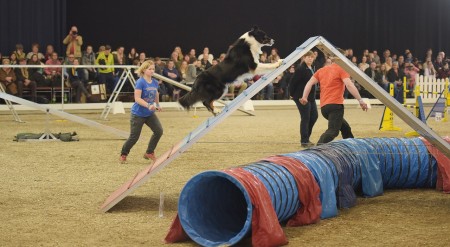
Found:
[131,77,159,117]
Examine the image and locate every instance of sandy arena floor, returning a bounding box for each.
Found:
[0,104,449,246]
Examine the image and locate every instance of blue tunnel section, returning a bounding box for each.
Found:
[177,137,438,247]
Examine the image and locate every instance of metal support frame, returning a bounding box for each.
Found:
[0,92,129,139]
[100,68,137,120]
[0,83,24,123]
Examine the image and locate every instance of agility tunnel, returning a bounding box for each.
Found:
[165,137,450,247]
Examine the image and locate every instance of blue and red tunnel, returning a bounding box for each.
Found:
[166,137,450,247]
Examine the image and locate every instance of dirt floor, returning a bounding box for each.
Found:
[0,104,449,246]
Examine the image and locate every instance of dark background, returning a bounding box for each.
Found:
[1,0,450,60]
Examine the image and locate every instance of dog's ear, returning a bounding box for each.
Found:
[251,26,259,31]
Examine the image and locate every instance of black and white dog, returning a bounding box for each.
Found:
[178,26,282,114]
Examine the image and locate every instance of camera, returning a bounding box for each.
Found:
[72,31,78,35]
[98,59,106,65]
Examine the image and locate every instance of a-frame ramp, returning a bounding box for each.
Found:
[0,93,129,138]
[101,36,450,212]
[99,36,323,212]
[314,37,450,157]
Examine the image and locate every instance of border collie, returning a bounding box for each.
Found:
[178,26,282,114]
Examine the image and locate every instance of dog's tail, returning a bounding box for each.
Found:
[178,91,200,110]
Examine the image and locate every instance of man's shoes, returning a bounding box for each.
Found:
[119,154,127,164]
[301,142,315,148]
[143,152,157,162]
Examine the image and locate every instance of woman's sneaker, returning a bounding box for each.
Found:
[143,152,157,162]
[119,154,127,164]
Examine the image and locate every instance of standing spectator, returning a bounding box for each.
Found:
[44,52,62,87]
[63,26,83,60]
[96,45,115,94]
[15,58,37,102]
[119,60,163,164]
[68,58,91,103]
[386,62,405,103]
[81,45,97,82]
[0,58,18,95]
[289,51,318,147]
[300,49,368,145]
[26,43,45,62]
[437,62,450,79]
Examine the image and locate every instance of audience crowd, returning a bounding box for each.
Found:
[1,25,449,103]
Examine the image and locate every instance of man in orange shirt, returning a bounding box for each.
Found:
[300,50,368,145]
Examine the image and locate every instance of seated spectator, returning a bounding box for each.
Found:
[364,61,382,86]
[358,56,369,71]
[182,58,199,86]
[44,52,63,87]
[162,60,180,100]
[136,52,146,66]
[44,44,55,61]
[423,59,437,77]
[199,54,212,71]
[170,51,181,71]
[197,47,214,64]
[0,58,18,95]
[403,62,420,93]
[28,54,49,87]
[387,61,405,103]
[188,49,196,63]
[9,53,18,65]
[228,79,248,98]
[26,43,45,62]
[379,64,389,90]
[382,57,393,71]
[173,46,184,61]
[68,58,91,103]
[81,45,97,82]
[434,55,444,72]
[15,58,37,102]
[13,44,26,61]
[268,48,281,63]
[127,47,139,65]
[436,62,450,79]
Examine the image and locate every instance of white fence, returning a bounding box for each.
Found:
[416,75,448,101]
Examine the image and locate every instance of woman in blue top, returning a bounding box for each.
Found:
[120,60,163,164]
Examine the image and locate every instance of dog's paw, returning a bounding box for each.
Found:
[276,59,284,67]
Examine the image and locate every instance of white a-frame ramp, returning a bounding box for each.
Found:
[100,36,450,212]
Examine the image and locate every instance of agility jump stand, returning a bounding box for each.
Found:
[0,83,23,123]
[427,78,449,122]
[379,83,401,131]
[101,36,450,212]
[404,86,427,137]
